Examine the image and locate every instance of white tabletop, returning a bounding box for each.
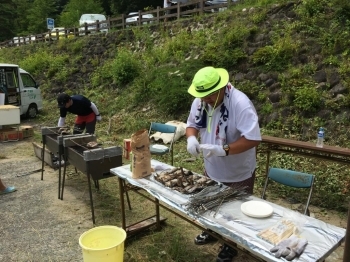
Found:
[110,159,345,262]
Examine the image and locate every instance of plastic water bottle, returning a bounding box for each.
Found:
[316,127,325,148]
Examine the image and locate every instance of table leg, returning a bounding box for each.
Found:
[60,149,68,200]
[58,152,62,199]
[122,180,132,210]
[155,198,160,230]
[118,177,126,230]
[87,172,95,224]
[41,136,46,181]
[265,147,271,178]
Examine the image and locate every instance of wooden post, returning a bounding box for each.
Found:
[84,23,88,35]
[157,6,160,23]
[138,10,142,26]
[199,0,204,15]
[177,2,180,20]
[122,14,125,29]
[343,203,350,262]
[96,20,100,33]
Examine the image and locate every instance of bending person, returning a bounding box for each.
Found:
[57,93,102,134]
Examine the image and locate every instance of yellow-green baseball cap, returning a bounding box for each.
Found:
[188,66,229,98]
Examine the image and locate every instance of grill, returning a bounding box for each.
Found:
[40,127,87,199]
[62,135,130,224]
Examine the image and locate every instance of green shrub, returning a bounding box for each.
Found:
[297,0,329,17]
[293,86,322,112]
[164,30,194,62]
[19,50,51,75]
[90,60,114,87]
[111,48,141,86]
[46,54,70,79]
[67,38,86,54]
[252,33,299,71]
[132,62,205,117]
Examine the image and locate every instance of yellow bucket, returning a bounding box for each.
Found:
[79,226,126,262]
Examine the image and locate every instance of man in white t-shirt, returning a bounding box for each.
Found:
[186,66,261,262]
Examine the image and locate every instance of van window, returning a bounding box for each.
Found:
[6,71,18,88]
[80,14,106,21]
[0,69,6,92]
[21,73,36,88]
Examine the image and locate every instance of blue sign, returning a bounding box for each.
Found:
[47,18,54,30]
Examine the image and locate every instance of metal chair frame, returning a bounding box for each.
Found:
[148,122,177,166]
[261,167,315,216]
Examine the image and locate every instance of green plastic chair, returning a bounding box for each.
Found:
[261,167,315,216]
[148,122,177,166]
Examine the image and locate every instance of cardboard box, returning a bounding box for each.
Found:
[0,105,20,125]
[123,138,131,159]
[0,128,23,141]
[20,125,34,138]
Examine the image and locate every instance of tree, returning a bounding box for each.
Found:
[58,0,104,27]
[0,0,16,41]
[26,0,58,34]
[11,0,34,36]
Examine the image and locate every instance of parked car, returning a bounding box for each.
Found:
[125,12,154,26]
[79,14,108,35]
[25,35,36,44]
[9,37,25,46]
[204,0,238,12]
[168,0,199,17]
[45,27,74,41]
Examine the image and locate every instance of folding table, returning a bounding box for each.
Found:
[110,159,346,262]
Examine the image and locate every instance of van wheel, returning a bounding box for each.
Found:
[26,104,38,118]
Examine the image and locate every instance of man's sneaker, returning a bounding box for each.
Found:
[216,244,238,262]
[194,231,217,245]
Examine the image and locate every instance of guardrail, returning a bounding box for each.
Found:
[0,0,239,48]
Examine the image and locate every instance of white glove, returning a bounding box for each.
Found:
[270,235,308,261]
[96,115,102,121]
[187,136,200,157]
[199,144,226,157]
[57,117,65,127]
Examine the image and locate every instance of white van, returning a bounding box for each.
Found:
[0,63,43,118]
[79,14,108,35]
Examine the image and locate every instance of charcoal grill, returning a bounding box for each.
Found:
[62,135,131,224]
[40,127,86,199]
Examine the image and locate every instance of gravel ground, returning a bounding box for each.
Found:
[0,140,92,262]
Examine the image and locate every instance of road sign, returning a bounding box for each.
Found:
[47,18,54,30]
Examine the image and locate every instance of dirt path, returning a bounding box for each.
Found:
[0,138,347,261]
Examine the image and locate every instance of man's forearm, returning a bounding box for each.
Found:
[186,127,198,138]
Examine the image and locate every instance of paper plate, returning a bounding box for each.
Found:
[152,145,168,150]
[241,200,273,218]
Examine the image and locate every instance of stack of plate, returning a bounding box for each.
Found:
[241,200,273,218]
